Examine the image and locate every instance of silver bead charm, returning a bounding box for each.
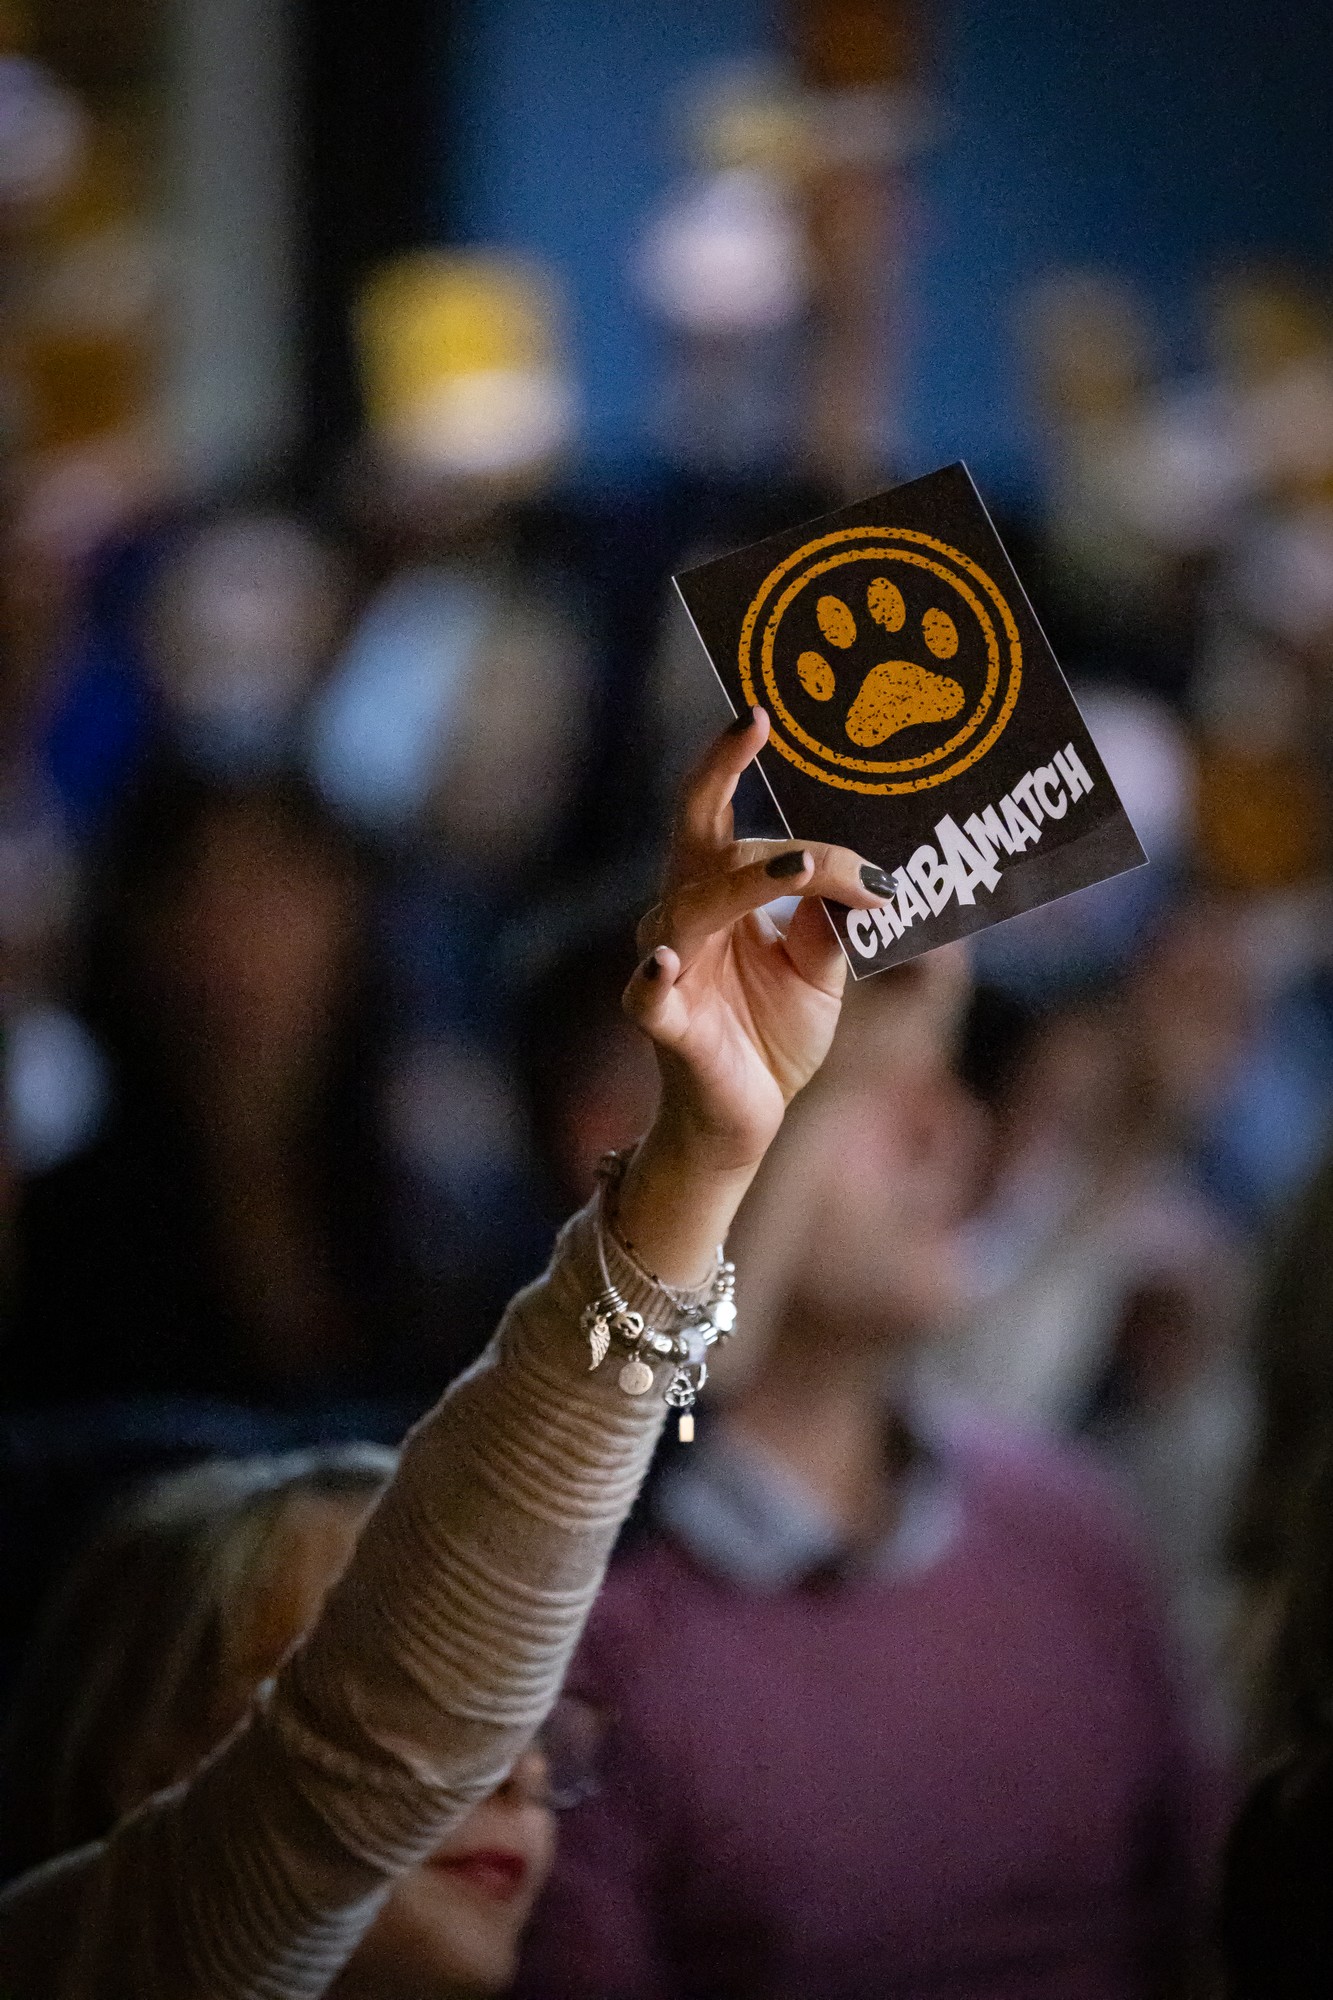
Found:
[618,1357,655,1396]
[664,1362,705,1408]
[711,1295,737,1334]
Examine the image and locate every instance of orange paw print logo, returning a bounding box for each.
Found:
[738,526,1024,795]
[797,582,967,748]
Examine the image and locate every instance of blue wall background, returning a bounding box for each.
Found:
[447,0,1333,501]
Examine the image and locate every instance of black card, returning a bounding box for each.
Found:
[674,463,1147,976]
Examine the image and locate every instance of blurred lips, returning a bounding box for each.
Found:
[425,1847,529,1902]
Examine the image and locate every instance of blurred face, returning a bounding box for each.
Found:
[154,801,359,1065]
[167,1495,558,1999]
[337,1755,556,1999]
[153,515,346,752]
[987,1005,1130,1178]
[1126,903,1254,1132]
[426,610,585,871]
[787,1069,984,1344]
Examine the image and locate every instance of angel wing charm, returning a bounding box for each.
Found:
[588,1317,611,1370]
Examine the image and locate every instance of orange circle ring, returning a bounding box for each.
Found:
[738,526,1023,795]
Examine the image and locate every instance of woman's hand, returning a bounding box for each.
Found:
[616,709,892,1284]
[628,707,892,1166]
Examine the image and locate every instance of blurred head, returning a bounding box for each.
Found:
[1121,897,1257,1138]
[1207,268,1332,389]
[155,787,360,1066]
[306,568,590,868]
[149,512,347,776]
[353,249,576,539]
[422,592,589,872]
[89,762,368,1078]
[724,947,983,1374]
[74,763,401,1391]
[1019,270,1155,427]
[516,916,660,1213]
[0,1448,559,1997]
[961,984,1143,1187]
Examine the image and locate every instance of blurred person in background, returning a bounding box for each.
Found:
[948,692,1253,1719]
[633,62,813,482]
[309,250,590,865]
[3,756,443,1409]
[1018,273,1222,698]
[150,509,349,781]
[1,505,339,1217]
[0,35,178,1225]
[3,492,358,1053]
[945,946,1253,1731]
[0,1446,568,1997]
[37,502,351,837]
[516,949,1222,2000]
[1220,1440,1333,1993]
[1219,1192,1333,1993]
[1184,269,1333,1235]
[1206,266,1333,532]
[1228,1141,1333,1725]
[634,39,928,826]
[305,251,598,1298]
[1017,262,1333,721]
[1188,268,1333,1006]
[1188,617,1328,928]
[0,16,177,805]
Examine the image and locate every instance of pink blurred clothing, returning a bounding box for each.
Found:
[515,1406,1228,2000]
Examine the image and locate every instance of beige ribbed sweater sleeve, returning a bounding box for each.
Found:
[0,1199,691,2000]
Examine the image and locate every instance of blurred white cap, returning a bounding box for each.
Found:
[1075,686,1196,864]
[0,56,84,210]
[635,167,807,336]
[1235,505,1333,646]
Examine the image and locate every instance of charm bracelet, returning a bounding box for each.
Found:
[580,1151,737,1442]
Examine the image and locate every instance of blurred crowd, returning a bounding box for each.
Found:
[5,16,1333,1996]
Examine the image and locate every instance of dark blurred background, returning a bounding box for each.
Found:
[3,0,1333,1748]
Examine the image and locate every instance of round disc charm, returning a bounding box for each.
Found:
[618,1357,655,1396]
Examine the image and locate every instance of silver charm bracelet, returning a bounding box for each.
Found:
[580,1150,737,1442]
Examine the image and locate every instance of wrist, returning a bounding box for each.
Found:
[646,1076,778,1177]
[615,1121,759,1292]
[638,1108,766,1185]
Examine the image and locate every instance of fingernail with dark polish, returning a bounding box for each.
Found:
[860,863,895,897]
[726,710,752,734]
[641,950,663,980]
[767,849,810,879]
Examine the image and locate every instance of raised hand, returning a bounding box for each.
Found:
[616,709,892,1283]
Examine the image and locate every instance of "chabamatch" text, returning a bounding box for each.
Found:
[844,741,1094,959]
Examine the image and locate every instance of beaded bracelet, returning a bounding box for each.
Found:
[579,1149,737,1442]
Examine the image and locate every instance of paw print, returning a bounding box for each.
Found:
[795,578,966,748]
